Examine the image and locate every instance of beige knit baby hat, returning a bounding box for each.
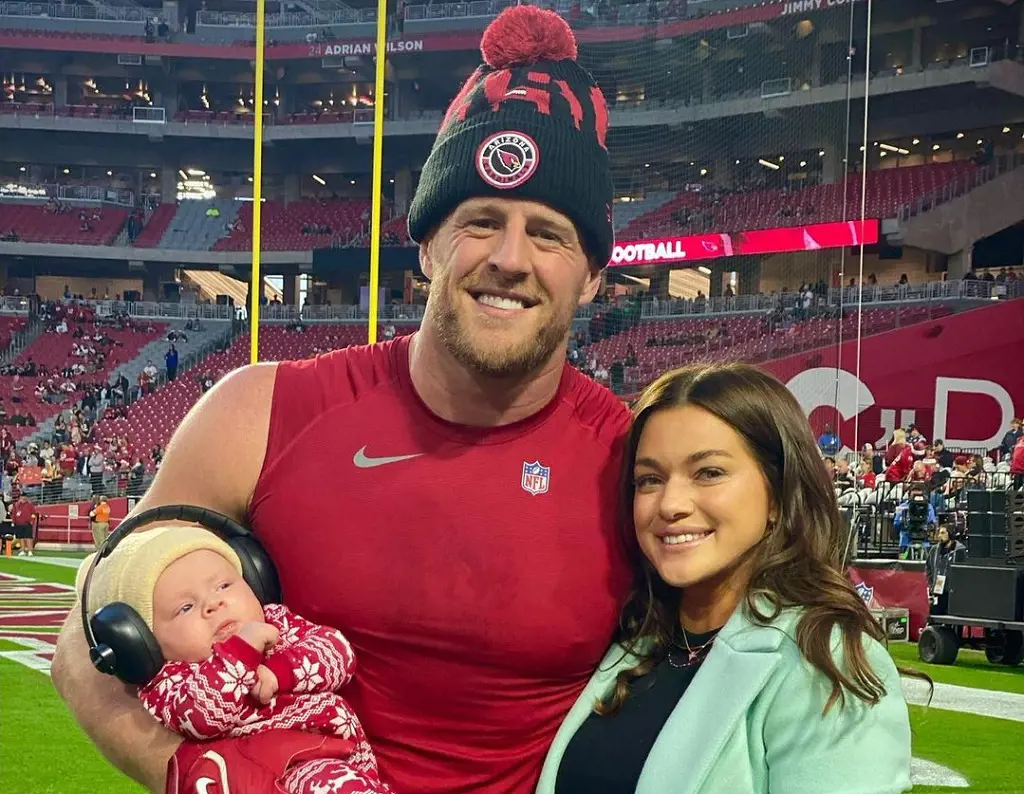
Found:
[75,525,244,630]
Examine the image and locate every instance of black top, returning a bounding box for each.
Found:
[555,628,720,794]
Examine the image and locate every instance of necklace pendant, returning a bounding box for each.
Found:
[688,649,702,664]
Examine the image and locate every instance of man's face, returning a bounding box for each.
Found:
[419,197,601,379]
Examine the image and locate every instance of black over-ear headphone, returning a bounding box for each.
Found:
[80,504,281,687]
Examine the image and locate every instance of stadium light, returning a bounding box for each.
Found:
[912,138,920,145]
[697,266,712,275]
[1003,126,1011,133]
[799,161,807,167]
[956,132,964,139]
[312,174,326,186]
[976,139,983,145]
[758,158,780,170]
[933,144,941,151]
[818,150,825,157]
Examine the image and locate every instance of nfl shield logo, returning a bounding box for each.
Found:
[521,461,551,496]
[854,581,874,604]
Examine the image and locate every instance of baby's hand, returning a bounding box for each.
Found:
[252,664,279,705]
[237,621,279,653]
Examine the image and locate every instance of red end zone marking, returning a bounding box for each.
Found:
[0,572,75,674]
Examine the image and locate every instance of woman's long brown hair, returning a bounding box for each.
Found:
[598,362,924,717]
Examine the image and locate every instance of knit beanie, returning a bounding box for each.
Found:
[408,5,614,266]
[75,525,243,631]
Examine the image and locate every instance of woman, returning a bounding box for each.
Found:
[539,363,912,794]
[884,428,913,483]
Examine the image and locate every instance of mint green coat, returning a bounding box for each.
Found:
[536,603,912,794]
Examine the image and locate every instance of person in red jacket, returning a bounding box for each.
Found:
[884,429,914,483]
[76,526,390,794]
[11,493,36,556]
[1011,435,1024,488]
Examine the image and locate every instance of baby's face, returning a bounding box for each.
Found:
[152,549,265,663]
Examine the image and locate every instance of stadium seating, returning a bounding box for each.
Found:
[619,162,980,241]
[131,203,178,248]
[213,199,379,251]
[0,319,167,440]
[155,199,241,251]
[92,323,417,462]
[0,316,27,351]
[0,203,128,245]
[585,304,955,392]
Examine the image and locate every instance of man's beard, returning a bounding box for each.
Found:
[427,280,577,379]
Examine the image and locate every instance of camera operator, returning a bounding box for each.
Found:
[925,525,966,615]
[894,482,936,559]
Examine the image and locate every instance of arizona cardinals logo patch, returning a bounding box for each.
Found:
[476,131,539,189]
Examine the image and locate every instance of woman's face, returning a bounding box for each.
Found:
[632,404,773,591]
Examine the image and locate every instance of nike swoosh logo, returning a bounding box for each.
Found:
[353,446,424,469]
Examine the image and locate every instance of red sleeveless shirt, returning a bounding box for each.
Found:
[249,334,631,794]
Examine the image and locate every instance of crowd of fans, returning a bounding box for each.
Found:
[819,419,1024,560]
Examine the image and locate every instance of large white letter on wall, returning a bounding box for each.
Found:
[933,377,1015,450]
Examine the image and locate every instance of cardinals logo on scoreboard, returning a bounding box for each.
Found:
[476,131,539,190]
[521,461,551,496]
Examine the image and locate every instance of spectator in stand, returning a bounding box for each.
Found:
[907,426,927,458]
[1011,435,1024,489]
[88,448,106,496]
[128,459,146,496]
[884,429,914,483]
[41,458,62,502]
[833,458,856,492]
[932,439,953,469]
[165,344,179,382]
[89,495,111,548]
[817,425,840,455]
[1001,418,1022,462]
[856,457,876,490]
[59,444,78,478]
[11,493,36,556]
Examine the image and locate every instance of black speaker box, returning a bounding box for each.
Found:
[969,514,1006,537]
[969,491,1007,513]
[947,564,1024,621]
[1009,490,1024,513]
[968,534,1006,559]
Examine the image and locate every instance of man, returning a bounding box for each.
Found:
[52,7,629,794]
[925,525,966,615]
[11,493,36,557]
[89,494,111,548]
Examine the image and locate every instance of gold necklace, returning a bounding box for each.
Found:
[667,629,718,668]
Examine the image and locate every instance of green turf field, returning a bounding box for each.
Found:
[3,557,1023,793]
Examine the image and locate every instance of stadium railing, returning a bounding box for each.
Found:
[0,1,146,22]
[28,278,1021,326]
[0,182,136,209]
[896,153,1024,223]
[844,475,1020,560]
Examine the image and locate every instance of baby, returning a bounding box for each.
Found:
[77,525,391,794]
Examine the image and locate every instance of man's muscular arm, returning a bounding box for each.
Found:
[51,363,277,793]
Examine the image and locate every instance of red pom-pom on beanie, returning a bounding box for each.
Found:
[480,5,578,69]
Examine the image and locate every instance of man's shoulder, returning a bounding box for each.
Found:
[560,366,631,449]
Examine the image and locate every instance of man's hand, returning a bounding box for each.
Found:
[251,665,279,705]
[237,621,279,654]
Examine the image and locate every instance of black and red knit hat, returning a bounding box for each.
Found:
[408,6,614,266]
